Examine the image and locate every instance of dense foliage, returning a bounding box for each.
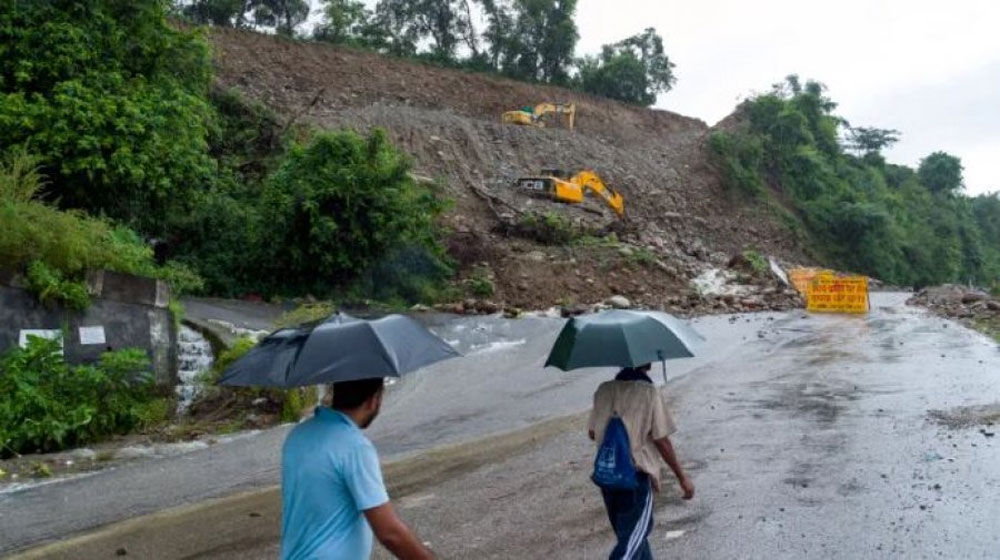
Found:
[709,76,1000,288]
[0,337,161,457]
[257,130,450,298]
[1,2,449,305]
[0,0,217,234]
[0,148,204,302]
[578,28,676,105]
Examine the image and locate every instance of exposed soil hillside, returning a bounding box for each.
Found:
[209,29,810,311]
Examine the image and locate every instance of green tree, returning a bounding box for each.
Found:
[578,28,675,106]
[578,48,650,104]
[250,0,310,36]
[174,0,249,26]
[0,0,217,233]
[846,127,901,156]
[257,129,448,296]
[477,0,515,70]
[372,0,421,56]
[369,0,478,62]
[918,151,964,195]
[507,0,579,83]
[315,0,371,44]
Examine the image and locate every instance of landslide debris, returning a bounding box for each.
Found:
[208,29,812,311]
[908,285,1000,340]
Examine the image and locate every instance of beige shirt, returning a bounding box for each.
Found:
[587,380,676,490]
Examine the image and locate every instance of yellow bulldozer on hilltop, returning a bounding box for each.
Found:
[515,168,625,218]
[502,102,575,130]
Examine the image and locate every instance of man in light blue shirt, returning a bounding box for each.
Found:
[282,378,434,560]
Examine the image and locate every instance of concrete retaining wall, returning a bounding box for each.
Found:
[0,271,177,386]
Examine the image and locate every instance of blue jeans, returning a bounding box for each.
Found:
[600,472,654,560]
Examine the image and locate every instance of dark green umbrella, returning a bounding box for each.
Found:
[218,313,459,388]
[544,310,704,373]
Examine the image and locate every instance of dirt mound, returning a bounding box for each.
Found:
[909,285,1000,341]
[909,285,998,317]
[209,29,811,310]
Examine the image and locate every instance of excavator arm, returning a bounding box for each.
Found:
[532,103,576,129]
[571,170,625,217]
[502,102,575,129]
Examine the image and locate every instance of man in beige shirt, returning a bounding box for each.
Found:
[587,364,694,560]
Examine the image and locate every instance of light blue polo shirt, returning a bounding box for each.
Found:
[281,407,390,560]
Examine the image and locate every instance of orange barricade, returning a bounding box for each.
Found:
[806,275,869,314]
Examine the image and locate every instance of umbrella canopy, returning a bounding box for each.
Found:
[544,310,704,371]
[218,313,459,388]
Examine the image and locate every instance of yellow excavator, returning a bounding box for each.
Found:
[516,169,625,218]
[501,102,576,130]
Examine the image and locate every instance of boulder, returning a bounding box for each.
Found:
[962,293,986,305]
[607,295,632,309]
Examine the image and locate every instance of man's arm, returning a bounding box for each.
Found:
[364,503,435,559]
[653,436,695,500]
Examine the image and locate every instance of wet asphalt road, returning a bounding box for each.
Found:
[5,294,1000,558]
[648,293,1000,558]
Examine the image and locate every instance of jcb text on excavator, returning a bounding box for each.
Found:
[516,169,625,218]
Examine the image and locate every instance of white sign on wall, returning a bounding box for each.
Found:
[18,329,63,350]
[78,326,107,346]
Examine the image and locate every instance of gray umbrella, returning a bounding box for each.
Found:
[218,313,459,388]
[544,310,704,373]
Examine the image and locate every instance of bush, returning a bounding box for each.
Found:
[512,211,580,245]
[211,337,260,381]
[257,129,449,297]
[25,261,90,310]
[0,1,217,233]
[464,266,495,298]
[0,337,157,457]
[742,250,768,274]
[0,147,203,301]
[708,131,766,196]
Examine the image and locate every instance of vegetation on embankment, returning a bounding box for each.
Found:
[710,76,1000,289]
[1,1,449,306]
[0,337,165,458]
[0,148,203,308]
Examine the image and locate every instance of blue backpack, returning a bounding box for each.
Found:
[592,414,638,490]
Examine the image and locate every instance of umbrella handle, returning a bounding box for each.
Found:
[657,351,667,385]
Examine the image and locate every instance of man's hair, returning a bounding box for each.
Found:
[331,378,385,410]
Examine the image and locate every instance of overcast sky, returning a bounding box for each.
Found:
[333,0,998,195]
[573,0,1000,195]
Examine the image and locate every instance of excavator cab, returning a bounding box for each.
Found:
[540,167,570,179]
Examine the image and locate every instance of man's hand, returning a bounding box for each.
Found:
[364,503,435,559]
[653,436,695,501]
[679,475,695,500]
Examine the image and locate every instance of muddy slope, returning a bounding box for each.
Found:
[209,29,809,309]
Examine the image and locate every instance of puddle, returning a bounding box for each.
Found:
[469,339,527,354]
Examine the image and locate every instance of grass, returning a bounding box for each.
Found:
[972,318,1000,342]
